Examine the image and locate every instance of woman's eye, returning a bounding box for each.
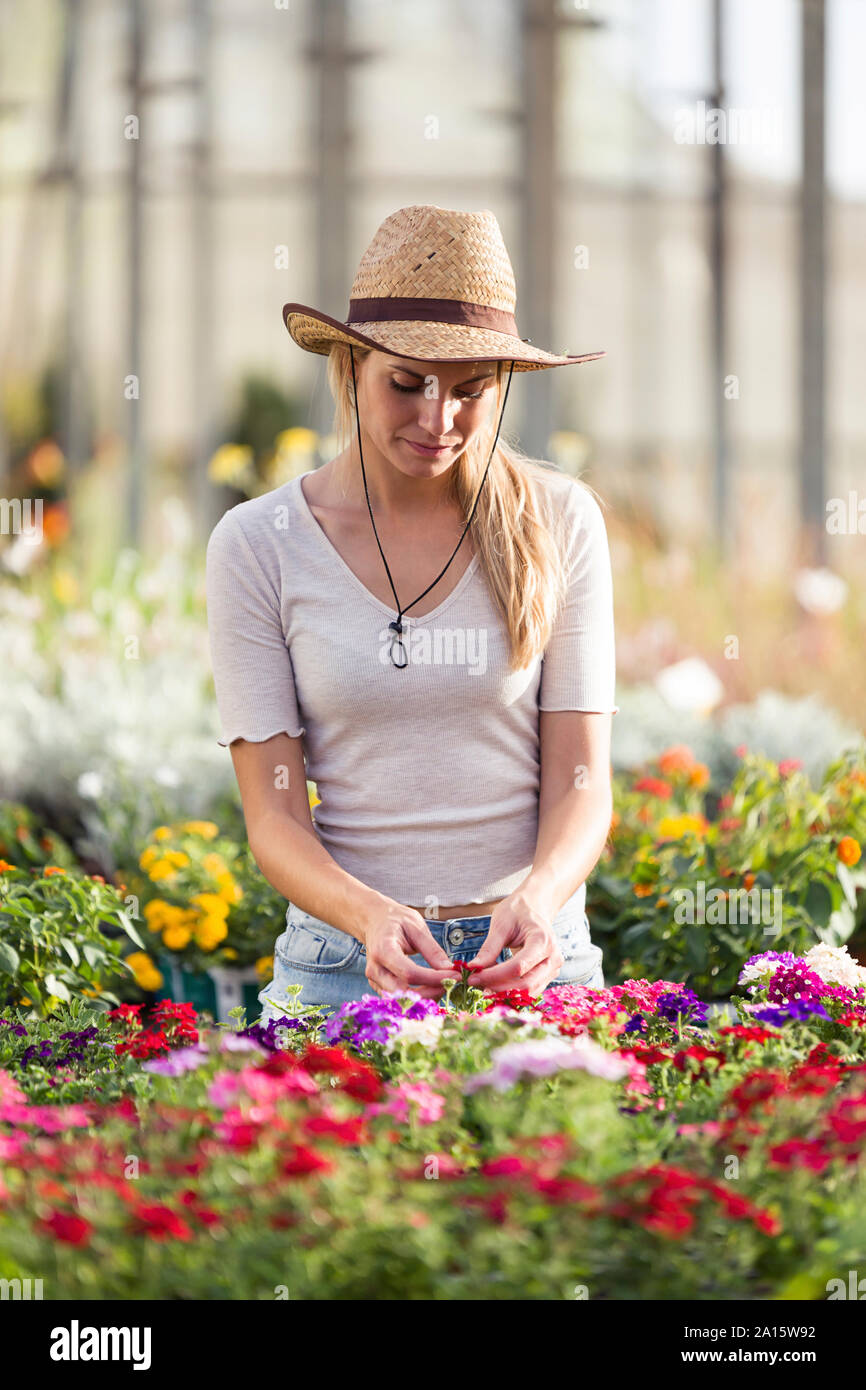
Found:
[390,380,483,400]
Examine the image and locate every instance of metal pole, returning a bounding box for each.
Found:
[125,0,144,547]
[800,0,826,564]
[710,0,729,560]
[313,0,350,441]
[519,0,555,461]
[191,0,217,541]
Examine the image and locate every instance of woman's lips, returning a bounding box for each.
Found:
[402,439,456,457]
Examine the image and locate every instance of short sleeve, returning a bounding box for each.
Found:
[538,483,619,716]
[205,508,306,747]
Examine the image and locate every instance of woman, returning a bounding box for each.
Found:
[205,204,619,1022]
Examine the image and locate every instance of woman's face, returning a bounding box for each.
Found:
[354,352,501,476]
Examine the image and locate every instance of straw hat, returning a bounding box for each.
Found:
[282,204,605,372]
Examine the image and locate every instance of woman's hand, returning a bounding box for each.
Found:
[360,900,457,1000]
[467,890,564,996]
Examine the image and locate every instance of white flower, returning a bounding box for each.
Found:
[793,567,848,615]
[383,1014,445,1053]
[76,771,104,799]
[654,657,724,716]
[802,943,866,989]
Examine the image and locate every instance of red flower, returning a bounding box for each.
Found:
[280,1144,334,1177]
[40,1209,93,1246]
[303,1113,367,1145]
[299,1044,358,1077]
[480,1154,536,1178]
[768,1138,834,1173]
[633,776,673,799]
[130,1203,193,1242]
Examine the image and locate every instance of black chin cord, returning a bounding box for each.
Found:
[349,345,516,668]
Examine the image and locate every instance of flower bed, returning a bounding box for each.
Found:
[1,946,866,1300]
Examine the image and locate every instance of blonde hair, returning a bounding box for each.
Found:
[325,342,603,672]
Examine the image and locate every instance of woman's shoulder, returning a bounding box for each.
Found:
[206,477,302,553]
[526,462,607,534]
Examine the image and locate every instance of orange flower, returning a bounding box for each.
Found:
[657,744,696,776]
[633,883,655,898]
[91,874,105,884]
[43,865,66,876]
[743,873,756,890]
[687,763,710,789]
[0,860,15,873]
[837,837,862,867]
[41,503,70,545]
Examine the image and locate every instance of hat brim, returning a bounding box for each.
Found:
[282,304,605,371]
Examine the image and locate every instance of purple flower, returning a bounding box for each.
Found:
[623,1014,647,1035]
[655,989,709,1026]
[219,1033,266,1054]
[752,999,831,1026]
[767,964,827,1005]
[141,1044,210,1076]
[239,1015,311,1052]
[324,992,442,1047]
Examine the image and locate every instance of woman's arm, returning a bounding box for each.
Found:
[230,732,390,943]
[517,709,614,919]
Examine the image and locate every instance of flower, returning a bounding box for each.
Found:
[162,923,192,950]
[124,952,163,992]
[40,1210,93,1246]
[802,943,866,990]
[464,1035,630,1093]
[383,1013,446,1052]
[130,1203,194,1241]
[193,916,229,950]
[141,1044,210,1076]
[656,813,709,840]
[180,821,220,839]
[837,837,861,867]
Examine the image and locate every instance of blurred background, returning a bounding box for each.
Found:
[0,0,864,882]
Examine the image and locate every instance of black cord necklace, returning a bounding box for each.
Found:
[349,345,516,668]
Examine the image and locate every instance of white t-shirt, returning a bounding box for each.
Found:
[205,465,618,909]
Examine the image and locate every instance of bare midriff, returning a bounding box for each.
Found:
[407,898,505,921]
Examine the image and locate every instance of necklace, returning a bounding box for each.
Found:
[349,345,516,667]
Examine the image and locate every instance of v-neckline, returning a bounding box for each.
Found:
[293,470,480,624]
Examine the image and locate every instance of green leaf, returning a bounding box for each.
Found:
[115,910,145,950]
[837,863,859,912]
[44,974,71,1002]
[804,878,833,927]
[60,937,80,967]
[622,920,655,948]
[83,943,106,970]
[0,942,20,976]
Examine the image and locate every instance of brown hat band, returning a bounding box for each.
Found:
[346,296,520,336]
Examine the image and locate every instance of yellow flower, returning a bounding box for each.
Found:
[181,821,220,840]
[144,898,174,928]
[215,871,242,905]
[152,826,174,842]
[202,853,226,876]
[308,783,321,809]
[194,916,229,950]
[207,443,254,486]
[52,570,79,606]
[162,923,192,950]
[163,850,189,869]
[255,955,274,980]
[126,952,164,990]
[139,845,160,871]
[191,892,230,919]
[147,858,179,882]
[222,947,239,961]
[275,427,318,455]
[656,814,708,841]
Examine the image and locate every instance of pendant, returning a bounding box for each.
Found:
[388,618,408,669]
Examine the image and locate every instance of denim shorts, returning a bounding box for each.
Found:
[257,889,605,1023]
